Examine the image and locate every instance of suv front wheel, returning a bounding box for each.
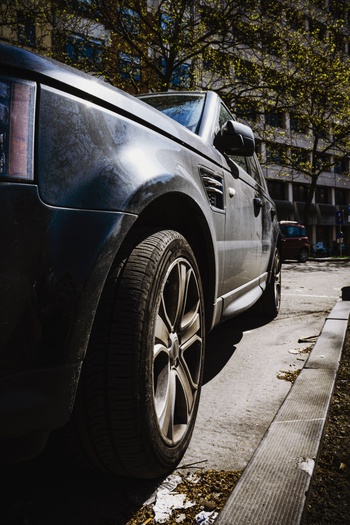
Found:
[60,229,205,479]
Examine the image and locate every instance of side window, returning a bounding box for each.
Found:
[246,154,267,189]
[218,103,263,185]
[219,103,231,128]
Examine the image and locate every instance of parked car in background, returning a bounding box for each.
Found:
[0,43,281,479]
[279,221,310,262]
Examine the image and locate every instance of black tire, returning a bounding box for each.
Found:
[298,247,308,263]
[251,249,281,318]
[61,229,205,478]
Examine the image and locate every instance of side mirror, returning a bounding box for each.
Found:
[214,120,255,156]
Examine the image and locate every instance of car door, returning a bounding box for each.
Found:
[222,156,266,293]
[246,153,275,274]
[217,105,271,296]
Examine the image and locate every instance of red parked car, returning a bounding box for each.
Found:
[279,221,310,262]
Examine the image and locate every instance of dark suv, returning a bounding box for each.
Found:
[0,43,280,478]
[279,221,310,262]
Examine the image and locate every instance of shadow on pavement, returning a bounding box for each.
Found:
[1,446,162,525]
[1,313,273,525]
[203,312,274,384]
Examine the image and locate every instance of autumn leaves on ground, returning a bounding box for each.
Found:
[303,324,350,524]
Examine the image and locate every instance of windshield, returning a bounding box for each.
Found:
[139,93,205,133]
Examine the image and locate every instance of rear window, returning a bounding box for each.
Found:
[0,77,35,181]
[280,225,307,237]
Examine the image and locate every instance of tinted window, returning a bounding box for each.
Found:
[280,225,306,237]
[246,155,266,188]
[219,103,232,128]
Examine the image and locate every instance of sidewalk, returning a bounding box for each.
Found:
[215,287,350,525]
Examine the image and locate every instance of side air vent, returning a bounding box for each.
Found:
[200,168,224,210]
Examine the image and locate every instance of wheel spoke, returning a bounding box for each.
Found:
[175,262,189,327]
[180,299,201,345]
[154,366,176,440]
[158,261,185,330]
[155,312,170,349]
[176,355,196,410]
[154,360,197,444]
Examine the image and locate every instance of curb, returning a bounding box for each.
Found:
[310,257,350,262]
[215,288,350,525]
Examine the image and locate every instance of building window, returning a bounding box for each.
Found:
[118,8,140,34]
[119,52,141,82]
[160,58,190,88]
[290,113,306,134]
[66,35,103,63]
[266,143,286,164]
[290,147,309,168]
[17,13,35,47]
[293,183,308,202]
[160,12,174,33]
[265,110,283,128]
[235,106,258,124]
[267,180,286,200]
[171,63,190,88]
[315,186,329,204]
[334,157,348,174]
[335,188,347,206]
[315,153,331,172]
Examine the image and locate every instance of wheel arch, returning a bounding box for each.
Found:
[67,192,217,372]
[117,193,217,333]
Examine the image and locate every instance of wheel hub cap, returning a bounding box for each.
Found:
[169,332,180,367]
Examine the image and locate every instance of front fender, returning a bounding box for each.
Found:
[37,85,219,217]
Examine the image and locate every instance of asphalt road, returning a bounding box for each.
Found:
[2,259,349,525]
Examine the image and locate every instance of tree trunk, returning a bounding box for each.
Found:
[303,175,318,231]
